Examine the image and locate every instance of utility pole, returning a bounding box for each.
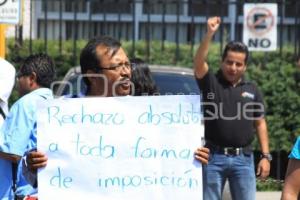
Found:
[0,24,6,58]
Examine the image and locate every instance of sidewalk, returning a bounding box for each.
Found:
[256,191,281,200]
[222,182,282,200]
[223,191,281,200]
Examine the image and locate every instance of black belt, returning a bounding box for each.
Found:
[205,141,252,156]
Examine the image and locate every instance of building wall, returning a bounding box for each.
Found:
[6,0,32,39]
[5,0,300,46]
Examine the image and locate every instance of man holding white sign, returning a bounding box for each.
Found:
[24,36,210,199]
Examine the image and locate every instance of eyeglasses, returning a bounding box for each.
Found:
[97,62,133,72]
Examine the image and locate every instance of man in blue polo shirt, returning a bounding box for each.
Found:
[0,54,56,200]
[193,17,271,200]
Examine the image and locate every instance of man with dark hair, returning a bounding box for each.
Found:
[193,17,271,200]
[221,41,249,63]
[79,36,132,97]
[23,36,210,194]
[0,54,56,200]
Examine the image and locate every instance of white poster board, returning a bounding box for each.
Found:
[37,95,204,200]
[243,3,278,51]
[0,0,22,24]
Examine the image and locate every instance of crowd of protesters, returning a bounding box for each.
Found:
[0,18,299,200]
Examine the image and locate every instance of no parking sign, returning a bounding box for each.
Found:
[243,3,278,51]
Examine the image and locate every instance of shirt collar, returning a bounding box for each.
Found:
[30,88,53,96]
[216,69,246,87]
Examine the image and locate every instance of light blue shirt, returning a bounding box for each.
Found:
[289,136,300,159]
[0,88,53,199]
[22,93,86,189]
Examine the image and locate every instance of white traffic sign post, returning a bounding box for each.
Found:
[0,0,21,24]
[243,3,278,51]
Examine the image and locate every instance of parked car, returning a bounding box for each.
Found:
[53,65,200,97]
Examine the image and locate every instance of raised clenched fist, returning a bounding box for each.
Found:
[207,16,221,35]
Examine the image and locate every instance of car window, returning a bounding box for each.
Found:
[152,72,200,95]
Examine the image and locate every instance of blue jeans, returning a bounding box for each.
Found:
[203,152,256,200]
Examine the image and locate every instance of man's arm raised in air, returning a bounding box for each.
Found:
[193,16,221,79]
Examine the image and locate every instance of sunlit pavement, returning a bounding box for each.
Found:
[222,191,281,200]
[256,191,281,200]
[222,182,282,200]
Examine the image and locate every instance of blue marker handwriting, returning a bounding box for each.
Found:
[47,105,125,126]
[138,103,201,125]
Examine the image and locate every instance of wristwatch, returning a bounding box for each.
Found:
[260,153,272,162]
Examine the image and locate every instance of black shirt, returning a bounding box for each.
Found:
[196,70,265,147]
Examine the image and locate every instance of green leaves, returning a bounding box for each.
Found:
[247,53,300,151]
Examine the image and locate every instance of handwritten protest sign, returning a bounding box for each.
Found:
[37,95,204,200]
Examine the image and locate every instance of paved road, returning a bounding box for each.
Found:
[223,191,281,200]
[256,191,281,200]
[222,182,282,200]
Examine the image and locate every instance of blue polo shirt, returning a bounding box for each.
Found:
[289,137,300,159]
[0,88,53,199]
